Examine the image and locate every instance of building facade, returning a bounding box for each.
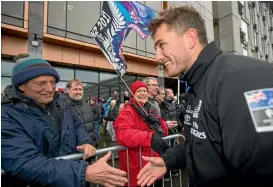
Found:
[213,1,273,62]
[1,1,213,102]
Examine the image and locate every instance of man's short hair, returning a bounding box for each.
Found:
[66,79,83,89]
[142,77,158,85]
[148,6,208,45]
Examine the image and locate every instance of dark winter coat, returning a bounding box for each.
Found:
[162,42,273,187]
[1,86,92,187]
[58,93,99,147]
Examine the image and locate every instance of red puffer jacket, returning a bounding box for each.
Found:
[114,100,168,186]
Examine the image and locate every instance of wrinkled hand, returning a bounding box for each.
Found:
[76,144,96,160]
[151,134,170,155]
[86,151,128,187]
[137,156,167,187]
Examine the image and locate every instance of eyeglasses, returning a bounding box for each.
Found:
[147,84,160,87]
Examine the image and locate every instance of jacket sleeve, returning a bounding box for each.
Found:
[1,109,88,187]
[214,62,273,175]
[106,97,112,104]
[114,109,154,148]
[162,141,186,170]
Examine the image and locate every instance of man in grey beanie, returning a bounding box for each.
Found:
[1,54,128,187]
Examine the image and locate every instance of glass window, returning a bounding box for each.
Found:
[146,35,156,55]
[243,48,248,56]
[1,77,11,91]
[82,83,98,102]
[100,72,119,85]
[137,76,145,81]
[1,61,14,77]
[145,1,162,12]
[99,85,121,103]
[253,31,257,47]
[124,30,137,53]
[67,1,100,37]
[53,66,74,81]
[245,2,250,21]
[137,35,146,54]
[258,33,262,50]
[1,1,24,19]
[56,81,68,90]
[75,69,98,83]
[1,1,24,27]
[173,1,188,7]
[48,1,66,30]
[118,74,136,102]
[241,20,248,42]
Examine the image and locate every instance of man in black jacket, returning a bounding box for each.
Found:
[60,79,99,147]
[137,6,273,187]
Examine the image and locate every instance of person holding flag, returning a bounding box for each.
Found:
[114,80,169,186]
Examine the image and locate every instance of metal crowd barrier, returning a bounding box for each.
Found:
[2,134,187,187]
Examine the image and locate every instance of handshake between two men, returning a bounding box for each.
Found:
[80,136,170,187]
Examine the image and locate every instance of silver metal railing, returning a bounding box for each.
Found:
[2,134,187,187]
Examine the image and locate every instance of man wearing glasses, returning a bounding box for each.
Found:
[142,77,161,115]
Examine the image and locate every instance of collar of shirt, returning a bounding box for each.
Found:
[180,41,223,88]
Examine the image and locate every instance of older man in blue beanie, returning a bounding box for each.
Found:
[1,54,128,187]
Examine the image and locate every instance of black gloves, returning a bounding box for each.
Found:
[151,134,170,155]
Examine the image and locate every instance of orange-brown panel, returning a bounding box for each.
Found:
[129,61,142,74]
[94,54,111,69]
[1,23,28,38]
[150,65,158,76]
[126,59,133,72]
[1,35,28,56]
[63,47,80,65]
[79,50,95,67]
[43,33,158,66]
[141,64,152,75]
[42,42,62,62]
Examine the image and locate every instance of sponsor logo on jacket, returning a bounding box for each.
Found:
[185,100,207,139]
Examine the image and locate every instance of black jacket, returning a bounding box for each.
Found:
[107,106,119,121]
[90,103,101,121]
[58,94,99,147]
[162,42,273,187]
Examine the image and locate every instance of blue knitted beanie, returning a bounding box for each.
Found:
[12,54,60,87]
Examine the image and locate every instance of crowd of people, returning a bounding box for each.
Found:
[1,53,183,187]
[2,5,273,187]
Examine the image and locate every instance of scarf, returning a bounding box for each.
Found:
[128,99,164,137]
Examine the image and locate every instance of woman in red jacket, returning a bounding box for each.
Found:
[114,80,169,186]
